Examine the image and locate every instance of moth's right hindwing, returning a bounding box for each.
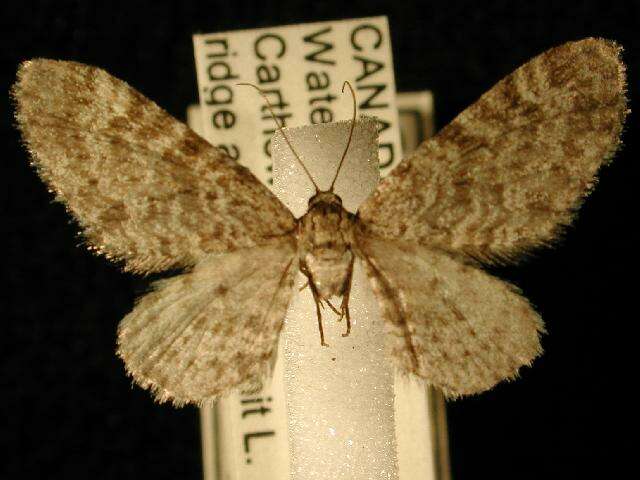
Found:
[358,238,544,397]
[117,238,297,406]
[13,59,296,274]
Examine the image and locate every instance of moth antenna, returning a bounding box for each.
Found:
[237,83,319,194]
[329,81,357,193]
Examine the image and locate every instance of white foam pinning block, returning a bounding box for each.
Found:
[273,118,398,480]
[273,119,380,216]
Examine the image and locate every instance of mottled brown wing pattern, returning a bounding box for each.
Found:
[358,38,627,263]
[357,237,543,397]
[117,238,297,406]
[15,38,628,404]
[13,59,296,273]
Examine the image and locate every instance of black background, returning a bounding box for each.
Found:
[1,1,636,479]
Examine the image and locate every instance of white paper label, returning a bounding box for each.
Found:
[192,16,449,480]
[188,90,450,480]
[193,16,402,186]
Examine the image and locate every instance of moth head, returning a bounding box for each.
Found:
[308,191,343,211]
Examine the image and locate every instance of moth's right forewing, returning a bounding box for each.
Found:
[357,237,543,397]
[116,238,298,406]
[359,38,627,263]
[13,59,296,273]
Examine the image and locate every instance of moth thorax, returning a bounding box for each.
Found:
[300,192,354,252]
[298,190,355,299]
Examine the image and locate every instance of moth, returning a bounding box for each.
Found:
[13,38,627,406]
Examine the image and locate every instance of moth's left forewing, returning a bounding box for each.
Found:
[13,59,296,274]
[356,237,543,397]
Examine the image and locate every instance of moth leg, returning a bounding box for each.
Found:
[324,299,341,316]
[339,253,356,338]
[299,259,329,347]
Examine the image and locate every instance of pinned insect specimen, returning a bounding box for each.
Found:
[13,38,627,405]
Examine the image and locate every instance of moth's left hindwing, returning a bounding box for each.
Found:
[117,238,297,406]
[13,59,296,274]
